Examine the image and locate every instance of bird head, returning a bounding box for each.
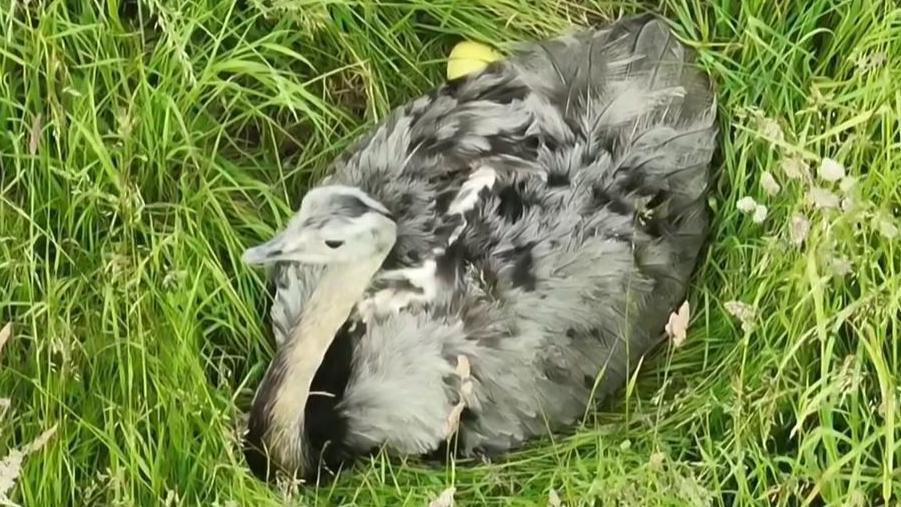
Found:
[240,184,396,483]
[242,185,397,266]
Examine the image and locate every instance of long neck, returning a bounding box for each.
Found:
[259,252,387,473]
[284,258,383,389]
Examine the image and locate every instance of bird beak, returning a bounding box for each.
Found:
[242,232,290,266]
[243,229,334,266]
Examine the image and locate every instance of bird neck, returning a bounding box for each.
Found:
[260,248,390,474]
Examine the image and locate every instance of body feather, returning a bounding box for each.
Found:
[261,13,717,478]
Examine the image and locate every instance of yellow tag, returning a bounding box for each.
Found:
[447,41,503,80]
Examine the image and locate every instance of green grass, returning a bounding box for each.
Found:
[1,0,899,504]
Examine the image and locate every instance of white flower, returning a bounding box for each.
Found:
[752,205,768,224]
[839,176,857,193]
[757,117,784,143]
[781,156,810,180]
[789,214,810,246]
[760,171,780,195]
[829,256,853,276]
[724,301,757,333]
[429,487,456,507]
[856,51,887,72]
[876,214,898,239]
[548,488,562,507]
[737,196,758,213]
[841,197,857,214]
[818,157,845,182]
[807,187,840,209]
[648,451,666,471]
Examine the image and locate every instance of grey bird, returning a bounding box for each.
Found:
[239,13,718,483]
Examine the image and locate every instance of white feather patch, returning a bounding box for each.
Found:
[356,167,496,319]
[356,260,441,321]
[445,166,497,245]
[447,168,496,214]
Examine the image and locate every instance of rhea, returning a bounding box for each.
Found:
[241,186,398,476]
[240,13,718,483]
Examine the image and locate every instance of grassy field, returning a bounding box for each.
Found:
[1,0,899,504]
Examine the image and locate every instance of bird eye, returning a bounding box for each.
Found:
[324,240,344,249]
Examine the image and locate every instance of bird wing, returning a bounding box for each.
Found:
[269,56,545,342]
[333,13,719,457]
[271,13,718,462]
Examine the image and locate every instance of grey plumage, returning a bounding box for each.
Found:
[245,13,718,481]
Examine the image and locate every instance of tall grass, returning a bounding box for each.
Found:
[1,0,899,504]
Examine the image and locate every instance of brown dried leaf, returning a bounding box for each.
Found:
[428,486,456,507]
[454,354,474,405]
[28,113,43,156]
[0,424,58,505]
[665,300,690,348]
[444,401,465,438]
[0,449,25,503]
[0,322,10,359]
[24,424,57,454]
[455,355,470,379]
